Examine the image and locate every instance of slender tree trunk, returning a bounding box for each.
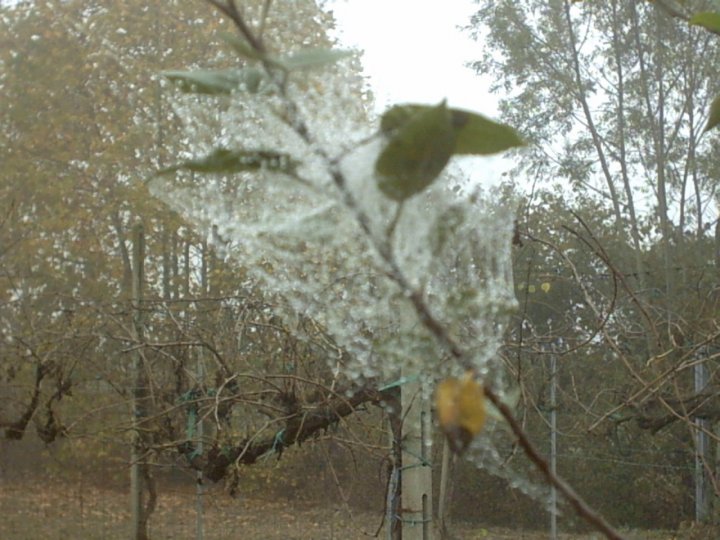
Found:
[184,237,191,298]
[563,0,624,232]
[684,31,707,240]
[162,227,171,300]
[112,210,132,296]
[651,11,674,320]
[610,0,642,255]
[629,0,676,348]
[387,390,403,540]
[437,439,456,539]
[130,223,153,540]
[171,229,179,299]
[607,0,666,358]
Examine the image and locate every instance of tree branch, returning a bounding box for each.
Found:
[195,386,386,482]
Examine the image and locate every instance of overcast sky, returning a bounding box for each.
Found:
[328,0,496,113]
[328,0,509,187]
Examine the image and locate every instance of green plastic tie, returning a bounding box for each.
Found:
[379,373,419,392]
[400,447,432,469]
[272,429,286,451]
[261,429,287,461]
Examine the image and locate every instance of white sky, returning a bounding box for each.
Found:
[327,0,510,187]
[328,0,496,112]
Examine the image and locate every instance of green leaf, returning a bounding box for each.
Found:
[704,94,720,133]
[276,48,354,71]
[163,69,239,95]
[451,109,524,155]
[689,12,720,34]
[380,104,524,155]
[375,100,457,201]
[163,68,263,95]
[159,148,298,176]
[219,35,352,72]
[380,105,423,134]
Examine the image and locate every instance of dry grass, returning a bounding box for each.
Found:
[0,479,681,539]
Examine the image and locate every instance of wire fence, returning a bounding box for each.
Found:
[0,422,711,540]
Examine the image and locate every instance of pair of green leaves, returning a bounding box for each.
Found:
[375,101,524,201]
[159,36,351,178]
[162,34,352,96]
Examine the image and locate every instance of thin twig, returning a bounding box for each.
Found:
[205,0,266,52]
[258,0,272,40]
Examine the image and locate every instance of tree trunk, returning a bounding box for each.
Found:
[130,224,154,540]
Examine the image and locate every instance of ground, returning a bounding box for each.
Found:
[0,480,681,539]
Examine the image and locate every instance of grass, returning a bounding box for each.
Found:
[0,479,685,539]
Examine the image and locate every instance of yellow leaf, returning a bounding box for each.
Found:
[435,371,486,455]
[541,282,551,293]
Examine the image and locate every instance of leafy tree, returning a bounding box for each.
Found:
[0,1,398,538]
[470,0,720,528]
